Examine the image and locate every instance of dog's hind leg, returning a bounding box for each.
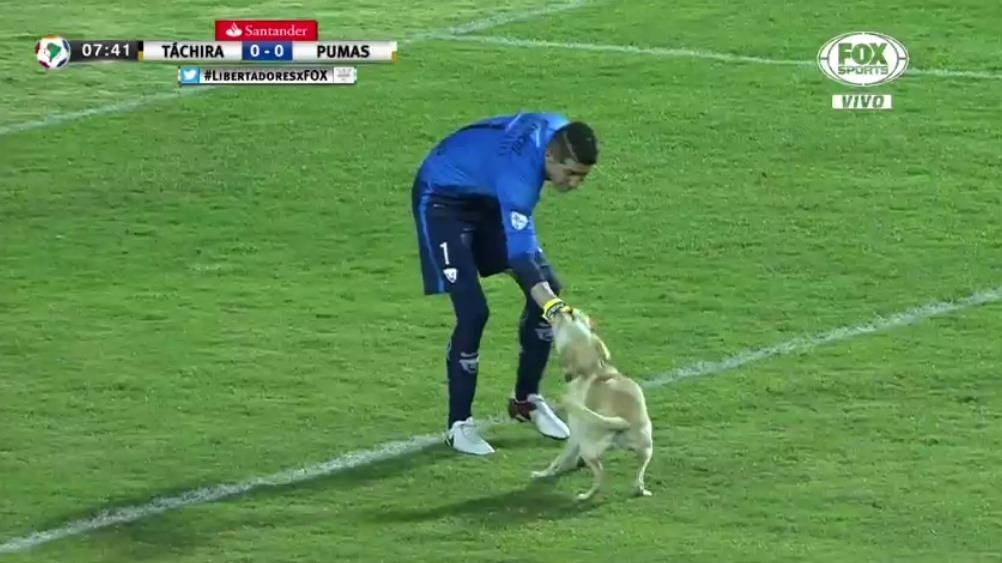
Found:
[553,443,582,474]
[576,455,604,501]
[633,444,653,497]
[531,440,579,480]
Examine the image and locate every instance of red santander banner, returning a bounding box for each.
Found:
[214,20,318,41]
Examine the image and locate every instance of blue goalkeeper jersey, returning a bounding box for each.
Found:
[416,112,569,261]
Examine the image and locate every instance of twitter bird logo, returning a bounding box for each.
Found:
[178,67,200,85]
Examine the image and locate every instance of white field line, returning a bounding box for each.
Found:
[1,286,999,554]
[435,35,1002,81]
[0,0,601,137]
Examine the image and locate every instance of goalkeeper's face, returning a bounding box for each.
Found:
[545,157,592,192]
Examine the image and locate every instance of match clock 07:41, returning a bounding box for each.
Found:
[69,40,141,61]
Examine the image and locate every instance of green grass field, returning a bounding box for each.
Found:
[3,0,1002,561]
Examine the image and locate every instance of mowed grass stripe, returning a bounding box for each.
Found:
[436,35,1002,80]
[1,287,998,554]
[0,0,602,137]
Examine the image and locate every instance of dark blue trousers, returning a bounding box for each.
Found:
[412,181,562,427]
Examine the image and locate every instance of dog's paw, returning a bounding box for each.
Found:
[530,470,552,480]
[575,491,595,501]
[635,488,652,497]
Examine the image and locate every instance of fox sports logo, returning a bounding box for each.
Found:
[817,32,909,87]
[36,36,71,70]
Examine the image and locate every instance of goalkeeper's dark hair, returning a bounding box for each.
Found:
[550,121,598,165]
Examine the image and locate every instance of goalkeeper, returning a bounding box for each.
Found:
[410,111,599,455]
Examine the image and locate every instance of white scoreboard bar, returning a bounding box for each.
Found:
[140,40,397,63]
[293,41,397,62]
[142,41,242,62]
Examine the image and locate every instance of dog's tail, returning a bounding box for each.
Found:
[564,398,631,430]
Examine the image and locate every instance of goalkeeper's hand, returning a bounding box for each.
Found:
[542,298,571,324]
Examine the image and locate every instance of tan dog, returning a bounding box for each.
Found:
[530,308,653,500]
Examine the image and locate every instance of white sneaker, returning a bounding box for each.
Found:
[508,394,570,440]
[446,417,495,455]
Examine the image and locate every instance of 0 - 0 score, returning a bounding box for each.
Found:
[249,44,283,58]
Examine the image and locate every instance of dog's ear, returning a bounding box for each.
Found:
[559,341,579,372]
[559,336,596,380]
[558,349,571,371]
[592,334,611,363]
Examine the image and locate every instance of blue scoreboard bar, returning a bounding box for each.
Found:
[240,41,293,62]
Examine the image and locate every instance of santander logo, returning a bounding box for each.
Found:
[214,20,319,41]
[244,25,310,38]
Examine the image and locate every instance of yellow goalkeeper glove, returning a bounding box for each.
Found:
[542,298,571,324]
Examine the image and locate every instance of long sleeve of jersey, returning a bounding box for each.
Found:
[495,153,547,289]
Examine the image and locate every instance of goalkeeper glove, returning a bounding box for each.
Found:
[542,298,570,324]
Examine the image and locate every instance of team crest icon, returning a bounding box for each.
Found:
[443,268,457,283]
[510,212,528,230]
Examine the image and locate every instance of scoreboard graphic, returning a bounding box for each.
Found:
[35,19,397,86]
